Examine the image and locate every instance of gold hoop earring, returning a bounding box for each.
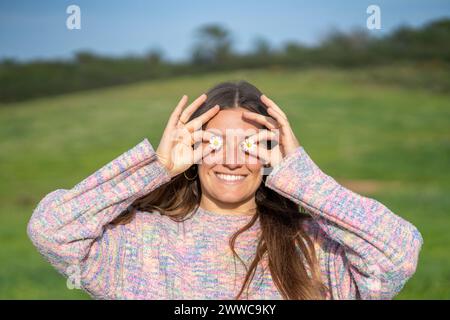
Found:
[183,168,198,181]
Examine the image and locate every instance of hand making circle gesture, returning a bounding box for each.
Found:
[156,94,220,178]
[240,94,301,168]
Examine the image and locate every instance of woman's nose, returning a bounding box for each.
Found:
[222,138,245,167]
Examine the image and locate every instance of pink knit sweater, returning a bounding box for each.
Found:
[27,138,423,299]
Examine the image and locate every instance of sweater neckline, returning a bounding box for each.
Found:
[195,205,255,219]
[192,205,260,232]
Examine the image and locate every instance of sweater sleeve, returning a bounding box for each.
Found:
[27,138,172,298]
[264,146,423,300]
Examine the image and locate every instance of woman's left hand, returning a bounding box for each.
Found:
[241,94,301,168]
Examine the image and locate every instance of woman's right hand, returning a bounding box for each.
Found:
[156,94,220,178]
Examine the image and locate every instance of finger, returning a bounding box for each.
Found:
[243,144,271,165]
[246,143,283,167]
[260,94,287,119]
[158,95,188,156]
[193,143,215,164]
[179,93,207,125]
[266,107,288,129]
[260,94,287,120]
[168,95,189,128]
[246,129,278,143]
[192,130,215,145]
[269,143,284,166]
[186,105,220,131]
[241,111,279,130]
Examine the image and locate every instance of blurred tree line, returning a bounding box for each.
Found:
[0,18,449,103]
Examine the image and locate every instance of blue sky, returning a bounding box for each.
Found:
[1,0,449,62]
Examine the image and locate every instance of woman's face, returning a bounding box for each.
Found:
[198,107,264,207]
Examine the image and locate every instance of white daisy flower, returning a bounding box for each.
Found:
[209,135,223,150]
[240,137,257,153]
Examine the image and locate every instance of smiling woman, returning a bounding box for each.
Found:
[26,80,423,300]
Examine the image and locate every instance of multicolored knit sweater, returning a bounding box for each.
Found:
[27,138,423,299]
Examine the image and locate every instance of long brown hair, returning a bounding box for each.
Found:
[112,81,326,299]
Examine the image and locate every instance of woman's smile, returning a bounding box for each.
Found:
[213,171,248,185]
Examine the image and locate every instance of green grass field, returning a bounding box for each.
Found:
[1,66,449,299]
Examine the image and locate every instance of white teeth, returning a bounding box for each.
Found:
[216,173,246,182]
